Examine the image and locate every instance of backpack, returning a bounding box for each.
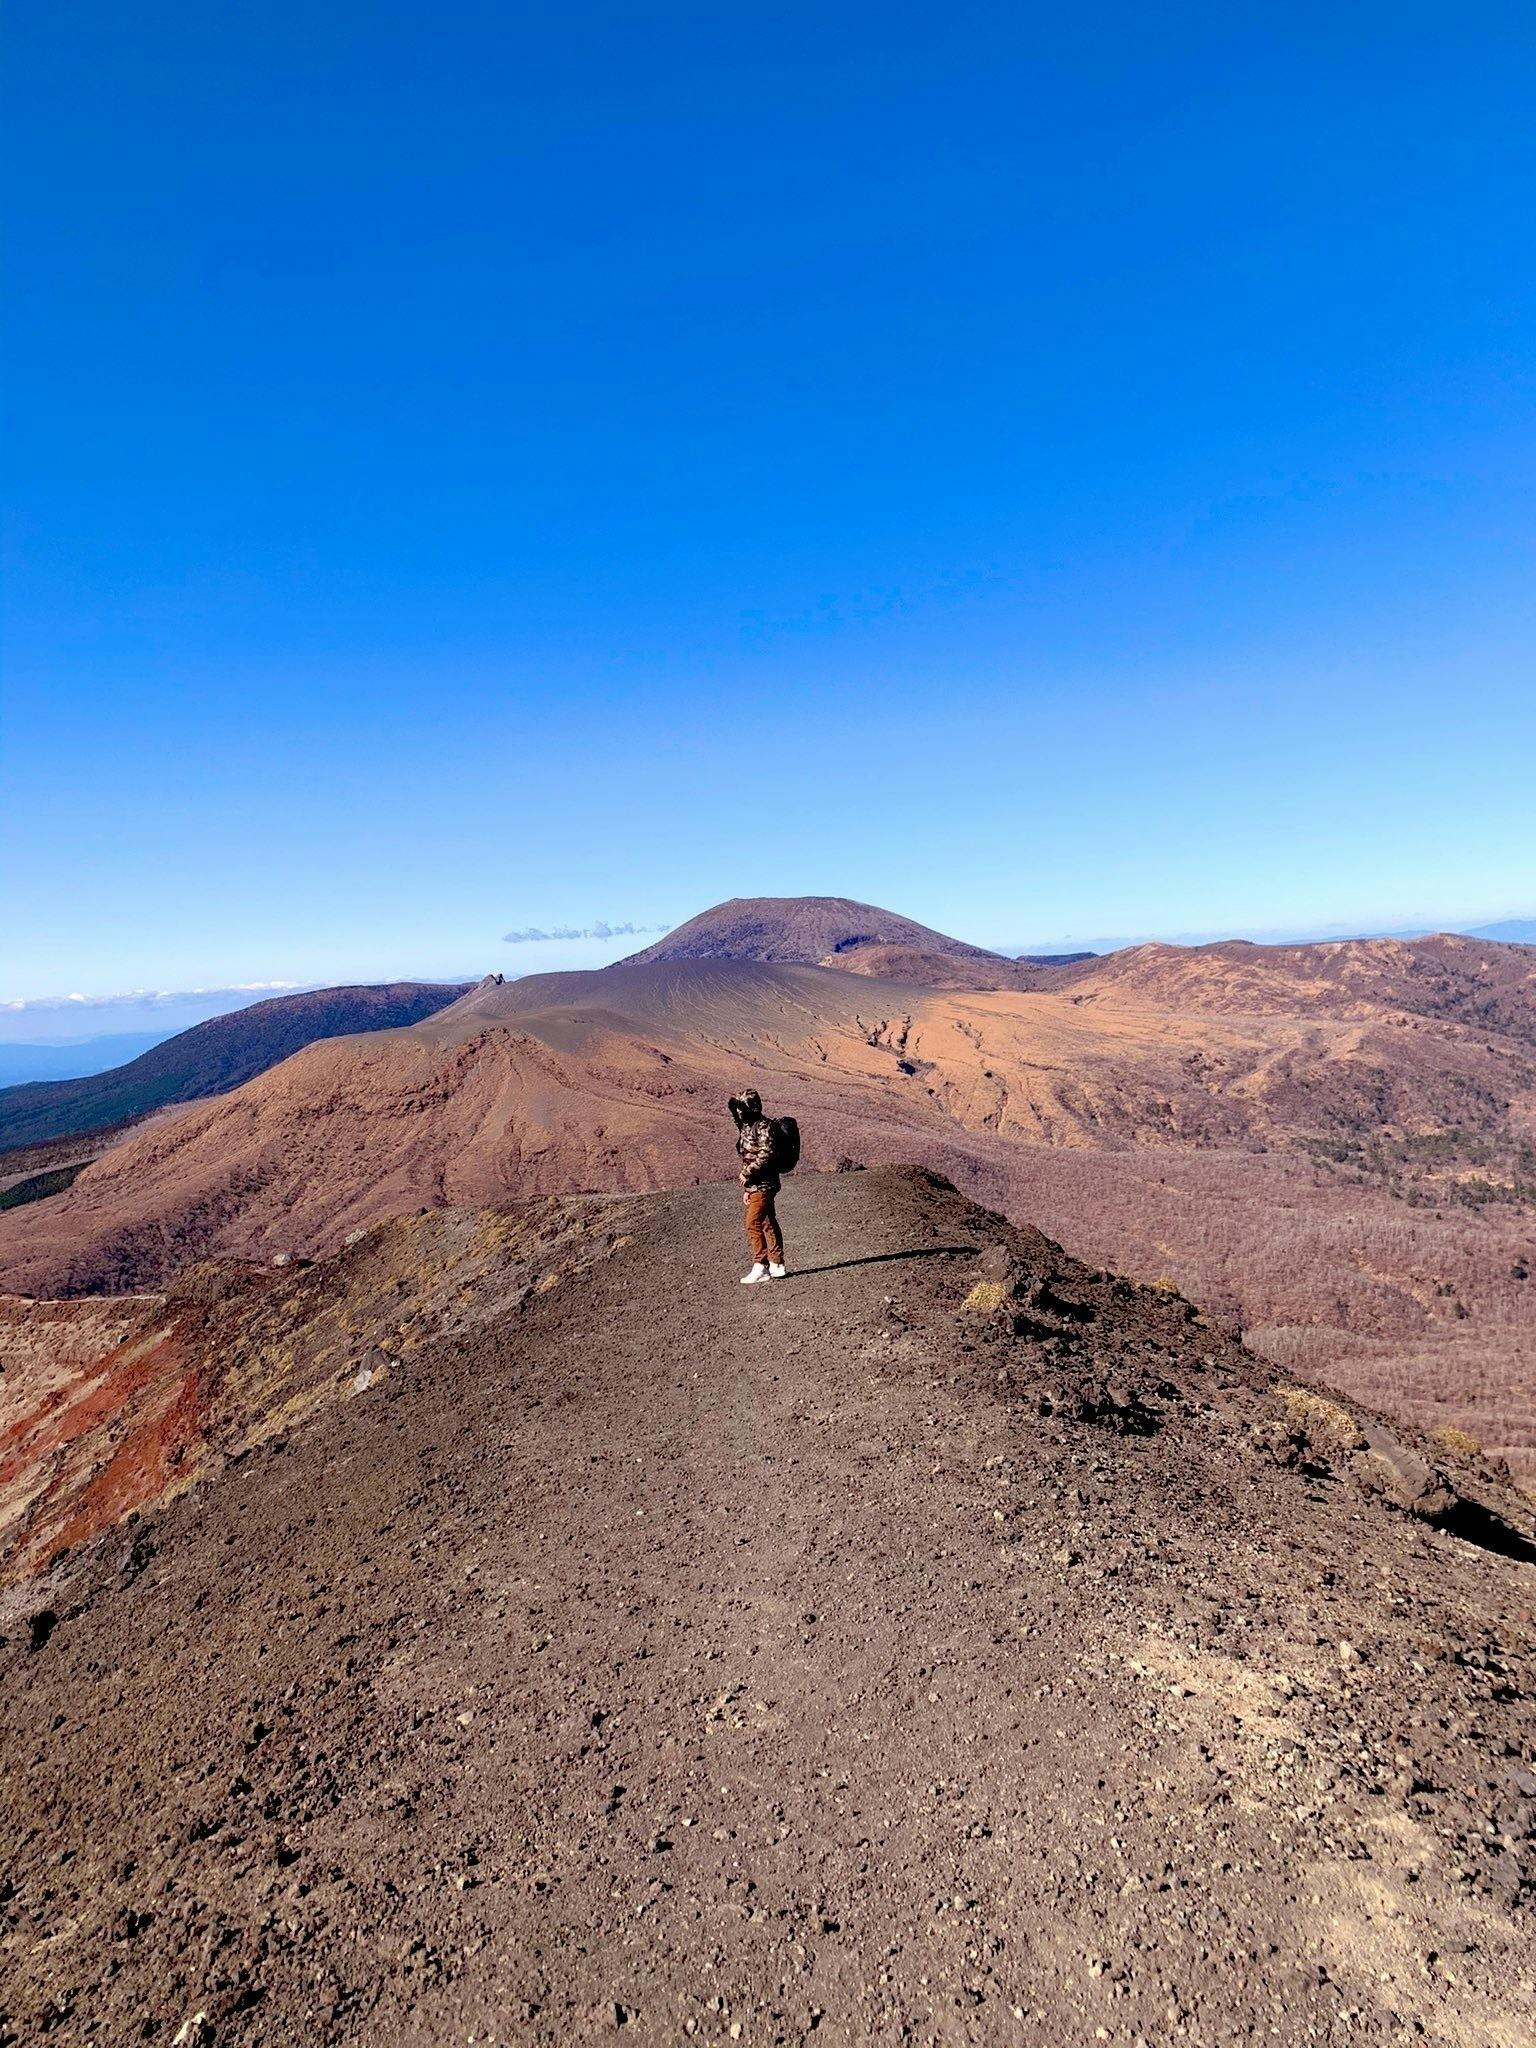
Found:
[768,1115,800,1173]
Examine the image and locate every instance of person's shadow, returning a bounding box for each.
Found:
[791,1245,980,1278]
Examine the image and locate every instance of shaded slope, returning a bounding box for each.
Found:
[2,1171,1532,2046]
[814,943,1089,988]
[0,982,470,1152]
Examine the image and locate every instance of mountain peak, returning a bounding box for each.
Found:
[620,894,1002,966]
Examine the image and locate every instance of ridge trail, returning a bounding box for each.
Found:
[1,1170,1531,2045]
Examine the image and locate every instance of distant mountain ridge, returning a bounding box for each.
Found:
[1004,916,1536,955]
[0,981,470,1152]
[1054,930,1536,1042]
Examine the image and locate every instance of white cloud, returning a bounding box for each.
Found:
[502,920,669,945]
[0,981,302,1014]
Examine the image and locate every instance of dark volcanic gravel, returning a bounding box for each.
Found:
[2,1168,1533,2045]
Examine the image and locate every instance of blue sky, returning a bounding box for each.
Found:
[4,2,1534,1018]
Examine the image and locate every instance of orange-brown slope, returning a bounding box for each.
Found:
[0,964,996,1296]
[2,956,1534,1473]
[4,954,1514,1299]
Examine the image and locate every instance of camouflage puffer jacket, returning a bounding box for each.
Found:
[734,1114,780,1192]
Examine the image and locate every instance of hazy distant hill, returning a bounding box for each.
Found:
[1462,917,1536,945]
[0,1032,172,1088]
[0,981,470,1151]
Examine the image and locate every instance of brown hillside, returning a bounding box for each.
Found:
[1062,932,1536,1039]
[2,950,1533,1473]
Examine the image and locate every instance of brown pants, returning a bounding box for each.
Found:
[743,1187,783,1265]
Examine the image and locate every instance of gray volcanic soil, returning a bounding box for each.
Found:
[2,1169,1533,2046]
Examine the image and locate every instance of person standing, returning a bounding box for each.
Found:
[729,1089,788,1283]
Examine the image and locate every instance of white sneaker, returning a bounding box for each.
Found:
[768,1263,788,1279]
[741,1264,769,1284]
